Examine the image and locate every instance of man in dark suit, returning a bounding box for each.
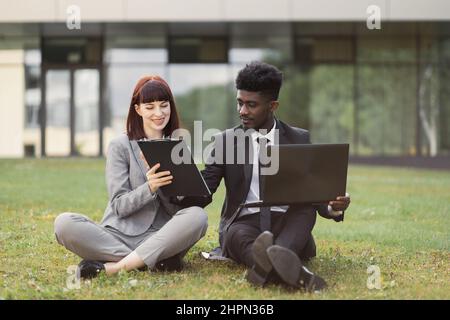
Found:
[177,61,350,292]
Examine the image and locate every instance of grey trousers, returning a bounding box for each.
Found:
[54,206,208,268]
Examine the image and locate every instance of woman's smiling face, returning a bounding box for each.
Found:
[135,100,171,134]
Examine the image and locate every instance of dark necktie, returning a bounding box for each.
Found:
[257,137,271,232]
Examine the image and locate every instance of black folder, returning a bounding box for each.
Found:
[137,139,211,197]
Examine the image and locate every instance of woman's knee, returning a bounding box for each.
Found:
[179,206,208,230]
[54,212,80,244]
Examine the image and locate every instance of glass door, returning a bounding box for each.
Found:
[45,70,71,156]
[43,68,100,156]
[74,69,99,156]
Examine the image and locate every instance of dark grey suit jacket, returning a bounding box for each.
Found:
[176,119,343,249]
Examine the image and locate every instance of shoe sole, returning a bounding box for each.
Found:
[266,245,327,292]
[252,231,274,274]
[266,245,303,287]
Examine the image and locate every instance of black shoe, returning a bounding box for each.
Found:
[246,231,274,287]
[266,245,327,292]
[77,260,105,279]
[154,255,184,272]
[137,265,149,272]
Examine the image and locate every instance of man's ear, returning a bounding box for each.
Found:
[270,101,279,112]
[134,104,142,116]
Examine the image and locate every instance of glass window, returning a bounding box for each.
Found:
[275,65,311,130]
[42,38,102,64]
[295,37,354,64]
[24,48,41,65]
[169,37,228,63]
[103,64,167,154]
[23,44,41,157]
[24,49,41,129]
[357,36,416,63]
[45,70,71,156]
[438,65,450,154]
[309,65,354,146]
[104,36,167,64]
[420,34,439,63]
[105,48,167,64]
[438,38,450,154]
[357,65,416,156]
[74,69,99,156]
[230,37,292,64]
[418,59,447,156]
[314,38,353,63]
[275,64,354,151]
[103,34,168,154]
[168,64,232,133]
[24,65,40,129]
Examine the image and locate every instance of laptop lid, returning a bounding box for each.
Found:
[256,143,349,206]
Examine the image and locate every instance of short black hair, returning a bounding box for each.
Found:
[235,61,283,101]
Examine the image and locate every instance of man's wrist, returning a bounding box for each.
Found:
[327,205,343,217]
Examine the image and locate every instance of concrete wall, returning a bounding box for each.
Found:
[0,0,448,23]
[0,49,24,157]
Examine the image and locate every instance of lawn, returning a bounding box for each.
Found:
[0,158,449,299]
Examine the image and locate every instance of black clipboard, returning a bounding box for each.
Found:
[137,139,211,197]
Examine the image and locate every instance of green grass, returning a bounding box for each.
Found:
[0,159,449,299]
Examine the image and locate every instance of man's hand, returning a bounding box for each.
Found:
[329,192,350,211]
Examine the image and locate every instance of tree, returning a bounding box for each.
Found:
[418,64,440,156]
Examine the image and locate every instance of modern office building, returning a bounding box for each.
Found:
[0,0,449,158]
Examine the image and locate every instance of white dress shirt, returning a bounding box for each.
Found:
[238,121,344,218]
[239,122,289,217]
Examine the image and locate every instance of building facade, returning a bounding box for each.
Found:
[0,0,449,158]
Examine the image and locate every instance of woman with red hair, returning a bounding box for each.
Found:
[54,76,208,278]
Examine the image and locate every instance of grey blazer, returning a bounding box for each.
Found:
[100,134,182,236]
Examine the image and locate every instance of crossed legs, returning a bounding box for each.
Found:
[54,206,208,275]
[224,206,317,269]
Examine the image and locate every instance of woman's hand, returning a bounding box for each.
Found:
[146,163,173,193]
[141,150,173,193]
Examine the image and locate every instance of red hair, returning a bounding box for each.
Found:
[126,75,180,140]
